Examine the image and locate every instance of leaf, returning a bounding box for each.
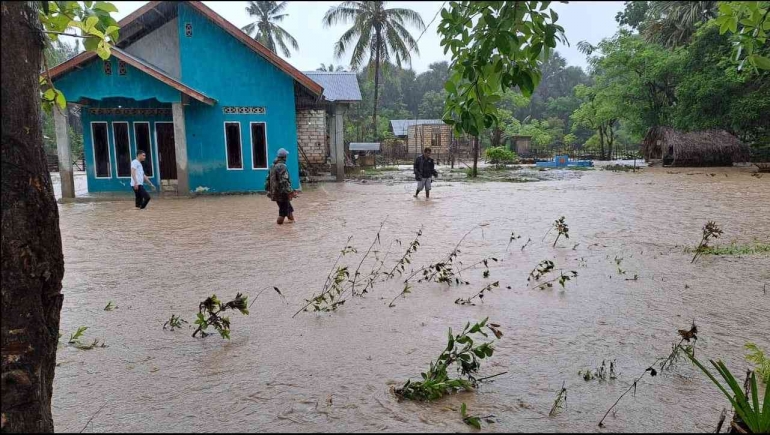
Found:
[55,90,66,110]
[749,55,770,70]
[93,1,119,13]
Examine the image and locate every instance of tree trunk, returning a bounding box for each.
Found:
[472,136,479,178]
[598,126,606,160]
[372,29,382,141]
[1,2,65,432]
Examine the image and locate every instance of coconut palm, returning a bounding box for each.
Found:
[241,1,299,57]
[317,63,347,72]
[642,1,718,48]
[323,1,425,138]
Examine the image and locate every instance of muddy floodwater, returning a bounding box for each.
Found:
[53,166,769,433]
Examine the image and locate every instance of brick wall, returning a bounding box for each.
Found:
[296,109,327,165]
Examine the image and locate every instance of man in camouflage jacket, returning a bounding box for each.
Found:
[266,148,297,224]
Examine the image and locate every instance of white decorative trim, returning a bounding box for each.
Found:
[223,106,266,115]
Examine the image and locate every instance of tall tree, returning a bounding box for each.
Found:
[642,1,718,48]
[241,1,299,57]
[323,1,425,139]
[2,1,118,431]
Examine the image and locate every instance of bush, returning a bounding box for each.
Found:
[485,146,518,168]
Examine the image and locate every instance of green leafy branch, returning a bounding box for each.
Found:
[192,293,249,339]
[393,317,503,401]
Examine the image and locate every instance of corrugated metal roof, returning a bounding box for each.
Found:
[349,142,380,151]
[303,71,362,102]
[390,119,445,136]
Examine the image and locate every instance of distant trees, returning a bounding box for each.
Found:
[241,1,299,57]
[317,63,346,72]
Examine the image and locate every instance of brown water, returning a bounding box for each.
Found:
[53,167,769,433]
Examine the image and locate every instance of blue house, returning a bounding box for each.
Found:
[50,1,350,198]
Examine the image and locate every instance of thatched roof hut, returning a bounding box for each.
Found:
[642,127,750,167]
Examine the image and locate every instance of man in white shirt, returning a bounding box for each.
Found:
[131,150,155,209]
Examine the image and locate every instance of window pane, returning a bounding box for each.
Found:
[134,123,153,177]
[225,122,242,169]
[92,123,111,178]
[251,123,267,169]
[113,122,131,177]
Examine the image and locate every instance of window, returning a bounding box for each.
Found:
[134,122,153,177]
[113,122,131,177]
[224,122,243,169]
[91,122,111,178]
[251,122,267,169]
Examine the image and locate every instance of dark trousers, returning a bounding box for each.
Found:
[277,200,294,217]
[134,185,151,209]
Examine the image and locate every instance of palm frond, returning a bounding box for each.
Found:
[384,7,426,31]
[273,24,299,51]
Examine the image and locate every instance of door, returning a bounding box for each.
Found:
[156,122,177,181]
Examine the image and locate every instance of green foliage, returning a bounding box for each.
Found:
[393,318,503,401]
[714,1,770,71]
[460,403,482,429]
[103,301,116,311]
[551,216,569,247]
[438,1,567,137]
[38,1,120,112]
[163,314,187,331]
[241,1,299,58]
[685,351,770,433]
[746,343,770,384]
[68,326,88,344]
[579,360,618,382]
[548,382,568,417]
[66,326,106,350]
[485,146,517,167]
[192,293,249,339]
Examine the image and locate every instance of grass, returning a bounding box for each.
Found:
[603,164,638,172]
[684,243,770,256]
[564,166,595,171]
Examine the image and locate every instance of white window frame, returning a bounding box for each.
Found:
[133,121,154,178]
[249,121,269,170]
[111,121,132,179]
[90,121,112,179]
[224,121,243,170]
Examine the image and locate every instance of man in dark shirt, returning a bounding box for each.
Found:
[413,147,439,198]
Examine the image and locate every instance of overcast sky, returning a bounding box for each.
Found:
[102,1,625,73]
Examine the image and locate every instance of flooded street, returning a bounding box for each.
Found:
[52,167,769,432]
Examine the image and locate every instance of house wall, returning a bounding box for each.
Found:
[407,124,453,157]
[54,56,181,104]
[124,18,181,79]
[296,109,327,165]
[80,98,171,192]
[177,3,300,193]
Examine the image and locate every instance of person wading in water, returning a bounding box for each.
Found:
[131,150,155,209]
[266,148,298,224]
[413,147,438,199]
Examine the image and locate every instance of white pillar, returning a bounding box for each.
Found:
[54,106,75,199]
[334,104,345,182]
[172,102,189,195]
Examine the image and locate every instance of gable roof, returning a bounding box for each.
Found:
[302,71,362,103]
[49,1,323,98]
[390,119,445,136]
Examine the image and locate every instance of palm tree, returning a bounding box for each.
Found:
[241,1,299,57]
[642,1,718,48]
[317,63,347,72]
[323,1,425,139]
